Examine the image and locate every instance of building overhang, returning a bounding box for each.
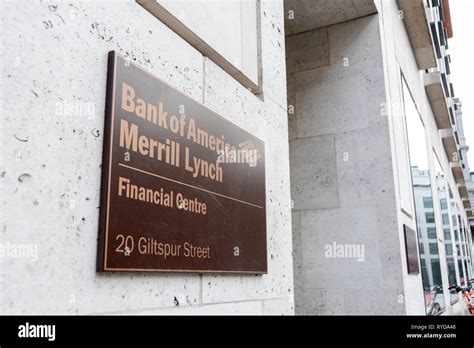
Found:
[397,0,437,69]
[284,0,377,35]
[440,128,458,162]
[450,161,465,184]
[424,71,451,129]
[463,199,471,210]
[458,184,469,200]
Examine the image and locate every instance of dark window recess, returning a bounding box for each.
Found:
[427,227,437,239]
[445,57,451,74]
[444,228,451,240]
[426,212,436,223]
[439,4,445,21]
[430,22,442,59]
[454,131,460,146]
[444,28,449,49]
[431,0,439,8]
[438,21,446,46]
[449,107,455,125]
[429,243,439,255]
[441,73,449,97]
[450,83,454,97]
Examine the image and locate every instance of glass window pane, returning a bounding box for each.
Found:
[427,227,437,239]
[429,243,439,255]
[423,197,433,208]
[444,228,451,240]
[445,243,453,255]
[442,213,449,225]
[440,198,447,210]
[404,77,445,315]
[433,155,458,305]
[447,260,458,304]
[425,212,435,223]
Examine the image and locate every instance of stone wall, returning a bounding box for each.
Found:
[287,14,406,315]
[0,0,294,314]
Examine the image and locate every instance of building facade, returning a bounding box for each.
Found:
[286,0,473,315]
[1,0,473,315]
[1,0,294,315]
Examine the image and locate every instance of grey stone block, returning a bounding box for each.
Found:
[286,27,329,74]
[294,65,369,138]
[289,135,339,210]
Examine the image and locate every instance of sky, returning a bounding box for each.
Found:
[448,0,474,169]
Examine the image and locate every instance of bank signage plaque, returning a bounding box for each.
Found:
[97,51,267,273]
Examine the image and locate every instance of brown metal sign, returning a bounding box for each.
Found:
[97,51,267,273]
[403,224,420,275]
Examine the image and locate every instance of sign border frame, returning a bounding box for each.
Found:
[97,51,267,274]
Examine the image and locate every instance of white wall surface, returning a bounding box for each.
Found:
[0,0,293,314]
[159,0,259,84]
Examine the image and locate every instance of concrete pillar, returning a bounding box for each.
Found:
[287,14,406,315]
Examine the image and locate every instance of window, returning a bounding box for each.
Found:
[403,76,445,314]
[442,213,449,225]
[431,260,442,286]
[458,260,466,284]
[445,243,453,255]
[440,198,447,210]
[427,227,437,239]
[444,228,451,240]
[423,197,433,208]
[429,243,439,255]
[433,155,460,307]
[420,244,424,254]
[425,212,435,223]
[447,260,458,304]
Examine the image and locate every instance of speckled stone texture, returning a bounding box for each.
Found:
[287,14,405,315]
[0,0,294,314]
